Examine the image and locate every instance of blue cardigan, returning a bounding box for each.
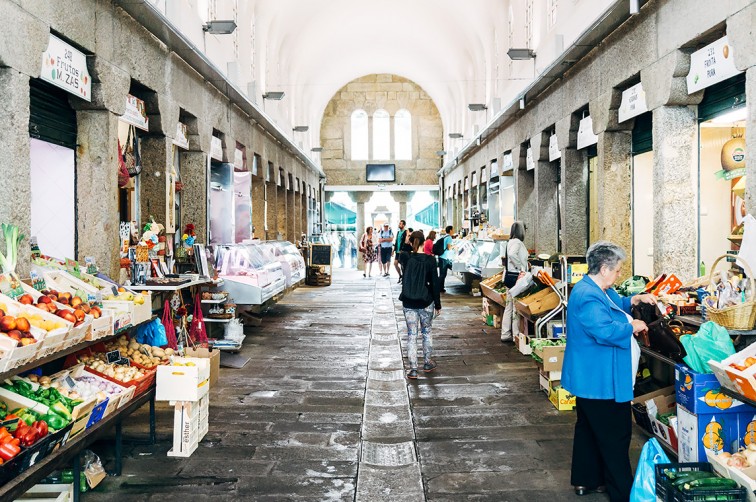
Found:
[562,275,635,403]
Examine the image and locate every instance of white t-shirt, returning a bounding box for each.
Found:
[606,292,640,387]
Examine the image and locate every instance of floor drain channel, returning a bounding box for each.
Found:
[368,369,405,381]
[361,441,416,466]
[371,333,397,341]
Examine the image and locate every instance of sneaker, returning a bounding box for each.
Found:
[423,361,437,373]
[407,369,418,379]
[398,277,402,284]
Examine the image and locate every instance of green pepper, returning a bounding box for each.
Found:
[13,380,33,396]
[41,413,67,430]
[49,402,72,421]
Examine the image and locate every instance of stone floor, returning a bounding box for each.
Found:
[83,269,645,501]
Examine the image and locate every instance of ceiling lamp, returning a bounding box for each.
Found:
[293,126,309,132]
[436,150,447,156]
[262,91,285,100]
[448,133,463,139]
[311,147,323,152]
[507,48,536,60]
[202,20,237,34]
[468,104,487,112]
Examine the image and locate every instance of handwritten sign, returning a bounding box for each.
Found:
[106,350,122,364]
[310,244,332,266]
[120,95,149,131]
[173,122,189,149]
[40,34,91,101]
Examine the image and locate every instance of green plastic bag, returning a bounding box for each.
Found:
[680,321,736,373]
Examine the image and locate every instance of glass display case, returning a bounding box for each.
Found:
[451,239,475,273]
[466,240,506,278]
[212,243,286,305]
[267,241,306,288]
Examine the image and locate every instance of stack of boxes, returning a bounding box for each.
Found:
[533,342,575,411]
[156,357,211,458]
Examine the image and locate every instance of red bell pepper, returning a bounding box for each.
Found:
[31,421,48,439]
[20,428,38,447]
[0,442,20,461]
[13,424,29,440]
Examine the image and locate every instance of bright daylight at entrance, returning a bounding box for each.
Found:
[0,0,755,500]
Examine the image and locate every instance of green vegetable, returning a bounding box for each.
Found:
[0,223,24,274]
[50,401,72,421]
[41,414,67,431]
[671,471,714,487]
[683,477,738,492]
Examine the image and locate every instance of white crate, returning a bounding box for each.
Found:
[13,482,74,502]
[156,357,211,402]
[168,401,202,458]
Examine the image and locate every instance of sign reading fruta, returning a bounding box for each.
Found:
[686,36,741,94]
[40,35,91,101]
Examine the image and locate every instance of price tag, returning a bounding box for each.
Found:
[85,256,98,275]
[64,376,77,389]
[0,417,19,429]
[115,357,131,366]
[65,258,81,279]
[30,270,47,292]
[111,285,119,296]
[106,350,122,364]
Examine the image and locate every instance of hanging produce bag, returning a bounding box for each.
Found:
[188,294,208,347]
[123,125,142,177]
[629,438,671,502]
[162,300,178,350]
[117,138,130,188]
[680,321,736,373]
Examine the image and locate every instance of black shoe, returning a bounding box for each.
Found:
[574,486,606,496]
[423,361,437,373]
[407,369,418,379]
[398,278,402,284]
[440,289,447,293]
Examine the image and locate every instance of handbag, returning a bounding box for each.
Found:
[632,302,687,362]
[123,125,142,177]
[502,242,520,288]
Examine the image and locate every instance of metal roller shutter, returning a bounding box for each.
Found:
[29,79,77,149]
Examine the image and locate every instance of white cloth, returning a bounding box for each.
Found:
[505,238,529,272]
[606,292,640,387]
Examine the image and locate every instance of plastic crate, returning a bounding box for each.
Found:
[0,422,74,486]
[656,462,747,502]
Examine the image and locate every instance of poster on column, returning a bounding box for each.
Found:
[40,34,91,101]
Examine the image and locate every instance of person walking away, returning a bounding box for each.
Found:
[379,223,394,277]
[424,230,437,255]
[394,220,407,281]
[399,230,441,379]
[438,225,454,293]
[562,241,655,501]
[359,226,378,278]
[501,221,529,342]
[338,233,346,268]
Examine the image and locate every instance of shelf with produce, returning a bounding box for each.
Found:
[200,298,227,304]
[677,315,756,336]
[0,389,154,501]
[0,316,157,383]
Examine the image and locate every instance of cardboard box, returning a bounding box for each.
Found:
[548,384,575,411]
[536,361,561,381]
[156,357,211,402]
[184,347,221,388]
[675,363,748,415]
[515,288,560,318]
[514,333,532,355]
[646,393,678,452]
[632,386,675,434]
[481,273,507,307]
[533,344,565,373]
[677,406,751,462]
[167,400,201,458]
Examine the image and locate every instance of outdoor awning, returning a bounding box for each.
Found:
[325,201,356,226]
[411,201,439,227]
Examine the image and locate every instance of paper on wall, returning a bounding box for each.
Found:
[738,214,756,273]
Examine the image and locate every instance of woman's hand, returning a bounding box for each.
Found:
[631,293,657,306]
[434,309,441,318]
[631,319,648,334]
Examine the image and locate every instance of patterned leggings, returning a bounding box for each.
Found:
[404,304,434,370]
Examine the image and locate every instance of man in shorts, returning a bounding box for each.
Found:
[379,223,394,277]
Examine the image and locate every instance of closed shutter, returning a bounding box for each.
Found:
[699,73,746,122]
[29,79,77,149]
[632,112,653,155]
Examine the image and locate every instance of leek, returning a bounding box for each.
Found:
[0,223,24,274]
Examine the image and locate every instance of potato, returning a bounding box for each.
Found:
[165,348,174,356]
[152,348,165,358]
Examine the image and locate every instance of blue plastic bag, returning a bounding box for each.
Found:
[134,318,168,347]
[630,438,671,502]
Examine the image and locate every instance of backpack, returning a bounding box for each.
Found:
[401,255,433,303]
[432,236,447,256]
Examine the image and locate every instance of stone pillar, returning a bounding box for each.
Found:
[180,151,209,244]
[266,167,277,240]
[353,192,372,271]
[139,136,173,227]
[513,146,537,251]
[0,70,32,276]
[392,191,412,225]
[530,134,558,254]
[286,180,295,243]
[745,67,756,212]
[594,131,633,261]
[251,172,265,239]
[276,183,287,241]
[559,148,588,256]
[652,105,698,280]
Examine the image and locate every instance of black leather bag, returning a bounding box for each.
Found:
[631,302,687,362]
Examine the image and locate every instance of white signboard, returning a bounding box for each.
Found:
[687,36,741,94]
[618,83,648,123]
[234,148,245,170]
[120,95,149,131]
[502,153,514,172]
[40,35,91,101]
[173,122,189,149]
[548,133,561,162]
[526,147,535,171]
[490,160,499,177]
[210,136,223,161]
[577,116,598,150]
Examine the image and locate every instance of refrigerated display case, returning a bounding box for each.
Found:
[451,239,475,273]
[212,243,286,305]
[466,240,505,278]
[261,241,306,289]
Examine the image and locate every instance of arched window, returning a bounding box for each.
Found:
[394,109,412,160]
[372,109,390,160]
[351,109,368,160]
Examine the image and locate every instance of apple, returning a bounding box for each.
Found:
[0,316,17,331]
[15,317,30,332]
[60,311,77,324]
[18,294,33,305]
[71,296,83,308]
[58,297,70,305]
[6,329,22,341]
[73,310,85,323]
[37,296,52,304]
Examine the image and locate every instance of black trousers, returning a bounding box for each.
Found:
[438,258,451,288]
[571,397,633,502]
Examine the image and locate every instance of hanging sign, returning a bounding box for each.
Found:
[40,35,91,101]
[577,116,598,149]
[502,152,514,172]
[173,122,189,149]
[526,147,535,171]
[234,147,245,170]
[548,133,561,162]
[210,136,223,161]
[490,160,499,177]
[464,177,469,190]
[120,95,149,131]
[618,83,648,123]
[471,172,478,187]
[687,36,741,94]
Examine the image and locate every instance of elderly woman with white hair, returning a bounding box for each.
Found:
[562,242,656,501]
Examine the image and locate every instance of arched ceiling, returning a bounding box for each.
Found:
[253,0,506,140]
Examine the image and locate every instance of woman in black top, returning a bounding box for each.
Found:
[399,230,442,379]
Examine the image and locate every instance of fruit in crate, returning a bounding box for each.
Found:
[77,354,146,382]
[102,335,169,368]
[25,313,66,332]
[17,294,33,305]
[102,290,145,305]
[729,356,756,372]
[0,315,38,347]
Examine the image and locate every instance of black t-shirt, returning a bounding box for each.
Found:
[399,253,442,310]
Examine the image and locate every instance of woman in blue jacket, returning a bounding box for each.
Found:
[562,242,655,501]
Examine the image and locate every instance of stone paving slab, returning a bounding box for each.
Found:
[355,464,425,501]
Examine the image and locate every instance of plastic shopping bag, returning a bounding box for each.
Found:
[680,321,736,373]
[629,438,671,502]
[134,318,168,347]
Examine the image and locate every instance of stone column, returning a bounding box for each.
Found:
[559,148,588,256]
[354,192,372,271]
[139,136,173,226]
[180,151,209,243]
[744,67,756,212]
[0,69,32,276]
[530,134,559,254]
[286,179,295,242]
[276,183,287,241]
[513,146,536,251]
[652,105,698,280]
[266,166,277,240]
[251,171,265,239]
[594,131,633,259]
[392,191,412,225]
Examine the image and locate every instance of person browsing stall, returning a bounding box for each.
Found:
[500,221,529,342]
[561,241,655,501]
[424,230,437,256]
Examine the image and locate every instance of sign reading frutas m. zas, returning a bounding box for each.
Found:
[40,34,91,101]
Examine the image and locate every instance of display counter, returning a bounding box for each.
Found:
[264,241,306,289]
[466,239,505,278]
[212,243,287,306]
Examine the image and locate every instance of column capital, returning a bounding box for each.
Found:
[391,191,413,204]
[352,191,373,204]
[641,50,704,109]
